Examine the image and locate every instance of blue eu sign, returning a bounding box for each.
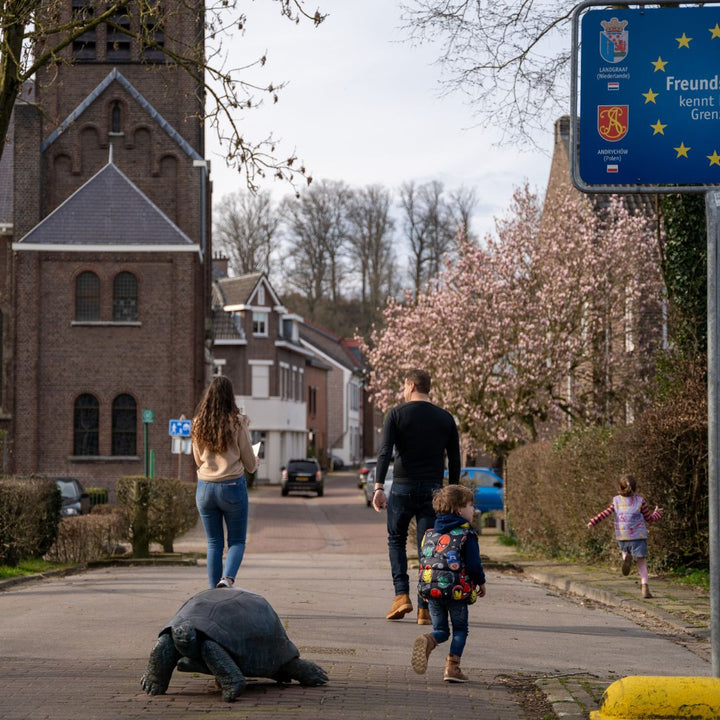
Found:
[580,5,720,186]
[169,419,192,437]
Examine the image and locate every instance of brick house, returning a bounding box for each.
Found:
[1,2,211,490]
[210,266,317,482]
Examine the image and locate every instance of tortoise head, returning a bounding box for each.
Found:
[171,621,200,658]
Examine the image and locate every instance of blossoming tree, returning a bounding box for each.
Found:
[361,184,664,458]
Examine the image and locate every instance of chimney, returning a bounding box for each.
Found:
[213,253,229,277]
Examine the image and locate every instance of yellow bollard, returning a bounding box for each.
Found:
[590,676,720,720]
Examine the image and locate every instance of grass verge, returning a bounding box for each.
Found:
[0,559,72,579]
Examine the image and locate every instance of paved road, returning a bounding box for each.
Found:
[0,471,711,719]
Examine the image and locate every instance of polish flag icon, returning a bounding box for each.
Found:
[607,164,619,173]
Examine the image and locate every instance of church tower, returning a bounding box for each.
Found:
[9,1,212,488]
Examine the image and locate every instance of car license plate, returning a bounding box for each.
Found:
[296,475,310,481]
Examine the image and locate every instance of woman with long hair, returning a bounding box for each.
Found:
[191,376,258,588]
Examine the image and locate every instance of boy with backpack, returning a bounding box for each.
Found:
[412,485,486,682]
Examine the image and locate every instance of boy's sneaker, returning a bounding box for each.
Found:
[621,554,632,576]
[216,577,234,588]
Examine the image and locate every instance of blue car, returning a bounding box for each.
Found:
[445,467,504,514]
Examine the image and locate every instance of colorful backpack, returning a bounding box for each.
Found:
[417,524,477,604]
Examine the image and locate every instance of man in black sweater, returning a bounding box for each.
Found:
[372,369,461,624]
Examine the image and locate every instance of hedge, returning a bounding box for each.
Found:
[0,476,61,566]
[45,508,130,564]
[116,476,197,557]
[506,361,708,570]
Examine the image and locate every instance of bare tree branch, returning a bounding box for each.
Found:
[399,0,575,147]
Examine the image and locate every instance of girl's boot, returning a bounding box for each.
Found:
[443,654,469,683]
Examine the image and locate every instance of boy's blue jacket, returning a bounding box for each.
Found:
[433,513,486,586]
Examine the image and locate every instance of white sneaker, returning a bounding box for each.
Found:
[216,577,234,588]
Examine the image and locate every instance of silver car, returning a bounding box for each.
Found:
[364,465,393,506]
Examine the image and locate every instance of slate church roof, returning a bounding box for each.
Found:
[14,160,196,250]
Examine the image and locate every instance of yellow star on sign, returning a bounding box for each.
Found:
[708,151,720,166]
[710,23,720,39]
[676,33,692,48]
[652,56,668,72]
[651,119,667,135]
[642,88,659,104]
[674,142,690,158]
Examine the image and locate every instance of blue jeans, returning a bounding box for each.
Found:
[386,482,439,609]
[428,598,469,657]
[196,477,248,588]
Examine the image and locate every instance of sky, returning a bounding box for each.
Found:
[205,0,558,241]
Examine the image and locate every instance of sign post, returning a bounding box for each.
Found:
[572,0,720,676]
[169,415,192,480]
[141,409,154,478]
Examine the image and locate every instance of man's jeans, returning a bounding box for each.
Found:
[386,482,440,609]
[196,476,248,588]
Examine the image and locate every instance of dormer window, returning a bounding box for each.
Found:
[257,284,266,305]
[281,315,300,342]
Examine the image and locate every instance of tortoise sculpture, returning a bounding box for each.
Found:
[141,587,328,702]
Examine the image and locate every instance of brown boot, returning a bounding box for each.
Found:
[411,633,437,674]
[443,654,469,683]
[386,593,413,620]
[641,583,653,599]
[417,608,431,625]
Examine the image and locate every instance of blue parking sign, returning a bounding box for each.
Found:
[579,5,720,185]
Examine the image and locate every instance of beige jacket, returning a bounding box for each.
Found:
[192,415,259,483]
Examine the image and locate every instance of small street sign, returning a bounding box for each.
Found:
[171,437,192,454]
[142,409,155,423]
[169,418,192,437]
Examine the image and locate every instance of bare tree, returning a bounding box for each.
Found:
[399,181,429,298]
[399,0,573,146]
[280,179,350,314]
[420,180,455,279]
[0,0,325,186]
[214,190,279,275]
[346,184,396,314]
[449,185,478,241]
[399,180,455,296]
